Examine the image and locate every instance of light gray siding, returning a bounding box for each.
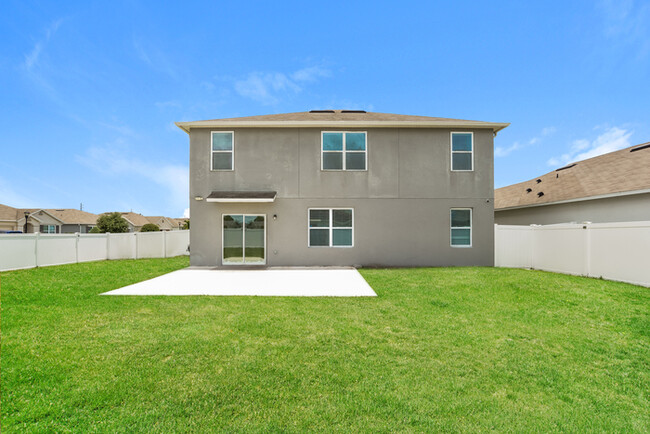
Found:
[189,127,495,267]
[495,192,650,225]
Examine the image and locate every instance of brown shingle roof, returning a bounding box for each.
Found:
[495,142,650,210]
[44,209,98,225]
[120,212,151,227]
[176,110,509,133]
[0,204,17,221]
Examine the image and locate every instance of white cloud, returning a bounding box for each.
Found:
[183,208,190,218]
[598,0,650,58]
[495,126,555,157]
[234,66,331,104]
[76,141,189,216]
[547,126,632,167]
[24,19,63,71]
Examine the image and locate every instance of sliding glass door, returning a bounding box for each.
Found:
[222,214,266,265]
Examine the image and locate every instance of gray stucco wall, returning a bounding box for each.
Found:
[189,127,495,267]
[495,192,650,225]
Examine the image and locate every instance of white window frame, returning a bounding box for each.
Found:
[221,214,266,265]
[321,131,368,171]
[211,131,235,171]
[42,224,56,234]
[450,132,474,172]
[307,208,354,248]
[450,208,472,248]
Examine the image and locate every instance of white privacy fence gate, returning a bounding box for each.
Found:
[0,230,189,272]
[495,222,650,287]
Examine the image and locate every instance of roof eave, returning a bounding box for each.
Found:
[175,120,510,134]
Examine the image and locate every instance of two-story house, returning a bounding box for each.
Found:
[176,110,508,267]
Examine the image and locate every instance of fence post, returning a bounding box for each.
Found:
[134,232,139,259]
[75,232,80,263]
[529,225,537,269]
[584,222,592,277]
[163,230,167,258]
[34,232,40,267]
[106,233,111,260]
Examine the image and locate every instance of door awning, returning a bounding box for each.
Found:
[206,191,277,203]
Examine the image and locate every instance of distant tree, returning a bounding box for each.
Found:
[96,212,130,233]
[141,223,160,232]
[182,219,189,230]
[89,226,101,234]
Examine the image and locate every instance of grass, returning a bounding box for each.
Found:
[1,258,649,432]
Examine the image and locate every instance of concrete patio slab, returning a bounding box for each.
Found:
[102,267,377,297]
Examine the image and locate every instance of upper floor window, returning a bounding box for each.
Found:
[450,208,472,247]
[308,208,354,247]
[321,132,367,171]
[211,131,234,171]
[451,132,473,171]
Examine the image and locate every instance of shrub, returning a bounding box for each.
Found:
[89,226,101,234]
[182,219,189,230]
[96,212,130,233]
[141,223,160,232]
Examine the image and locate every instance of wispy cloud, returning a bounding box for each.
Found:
[547,126,633,167]
[233,66,331,104]
[133,38,179,79]
[23,18,63,71]
[495,126,556,157]
[598,0,650,58]
[76,140,188,216]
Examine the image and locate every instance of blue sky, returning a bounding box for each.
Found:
[1,1,648,218]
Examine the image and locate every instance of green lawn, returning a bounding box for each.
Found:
[1,258,648,432]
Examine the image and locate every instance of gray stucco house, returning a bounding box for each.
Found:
[177,110,508,267]
[495,142,650,225]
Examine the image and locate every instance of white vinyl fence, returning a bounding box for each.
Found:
[0,230,189,272]
[495,222,650,287]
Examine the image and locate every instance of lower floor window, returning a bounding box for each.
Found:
[450,208,472,247]
[40,225,57,234]
[309,208,353,247]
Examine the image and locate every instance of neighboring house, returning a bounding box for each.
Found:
[169,218,189,230]
[176,110,508,267]
[145,216,177,231]
[43,209,98,233]
[120,212,151,232]
[495,142,650,225]
[2,206,99,233]
[0,204,20,232]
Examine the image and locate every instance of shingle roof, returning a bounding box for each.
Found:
[44,209,98,225]
[176,110,509,133]
[495,142,650,210]
[120,212,151,227]
[0,203,17,221]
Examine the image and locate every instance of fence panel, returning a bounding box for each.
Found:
[495,222,650,287]
[107,233,136,260]
[589,222,650,287]
[494,225,533,268]
[532,224,588,276]
[166,230,190,257]
[37,234,77,267]
[136,232,165,259]
[78,234,108,262]
[0,234,37,270]
[1,230,189,271]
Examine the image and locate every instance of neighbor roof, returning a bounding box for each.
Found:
[120,212,151,227]
[176,110,509,134]
[495,142,650,210]
[0,204,17,221]
[44,209,98,225]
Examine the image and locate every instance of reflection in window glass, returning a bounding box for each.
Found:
[450,209,472,247]
[309,209,353,247]
[451,132,473,171]
[321,132,366,170]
